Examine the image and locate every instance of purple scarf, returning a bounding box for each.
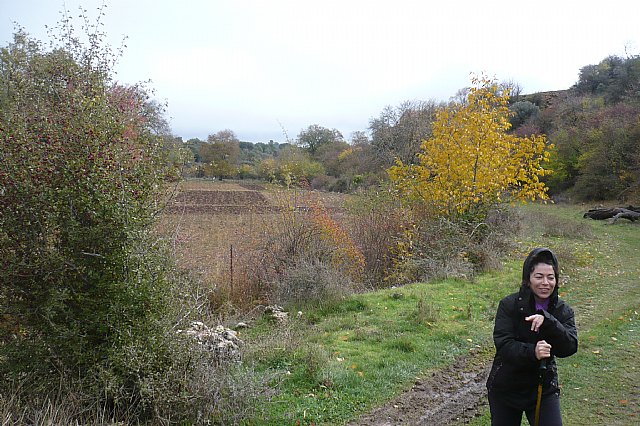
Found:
[535,298,550,312]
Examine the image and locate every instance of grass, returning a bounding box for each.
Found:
[240,202,640,425]
[463,202,640,425]
[242,271,516,424]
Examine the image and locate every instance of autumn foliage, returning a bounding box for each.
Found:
[389,76,552,220]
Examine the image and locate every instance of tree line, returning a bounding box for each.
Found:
[172,54,640,203]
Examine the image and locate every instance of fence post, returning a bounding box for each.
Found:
[230,244,234,294]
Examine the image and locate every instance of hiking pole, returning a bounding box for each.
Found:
[534,359,548,426]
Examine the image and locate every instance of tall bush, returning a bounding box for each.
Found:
[0,19,180,418]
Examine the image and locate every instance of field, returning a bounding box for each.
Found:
[157,179,350,306]
[156,180,640,425]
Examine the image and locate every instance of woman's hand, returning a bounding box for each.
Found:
[525,314,545,332]
[535,340,552,360]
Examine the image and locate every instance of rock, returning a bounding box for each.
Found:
[177,320,243,364]
[264,305,289,323]
[234,321,250,329]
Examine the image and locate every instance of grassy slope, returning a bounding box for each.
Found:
[245,203,639,425]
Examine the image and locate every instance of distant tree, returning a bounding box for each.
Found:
[163,135,195,171]
[369,99,441,166]
[449,87,471,105]
[573,55,640,103]
[185,137,206,162]
[200,130,241,178]
[314,139,351,177]
[509,100,540,130]
[501,79,524,102]
[389,76,552,221]
[209,128,239,144]
[296,124,344,155]
[350,130,370,145]
[276,145,324,186]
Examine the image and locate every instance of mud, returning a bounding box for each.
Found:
[349,357,491,426]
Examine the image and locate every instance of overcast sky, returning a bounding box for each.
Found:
[1,1,638,143]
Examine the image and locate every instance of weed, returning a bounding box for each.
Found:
[413,295,440,326]
[539,214,595,239]
[389,208,519,285]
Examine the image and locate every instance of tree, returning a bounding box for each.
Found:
[369,99,441,166]
[0,23,181,416]
[573,55,640,103]
[501,78,523,102]
[389,76,552,221]
[509,100,540,130]
[296,124,344,155]
[350,130,370,145]
[200,129,241,178]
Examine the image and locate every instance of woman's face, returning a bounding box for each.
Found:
[529,262,556,300]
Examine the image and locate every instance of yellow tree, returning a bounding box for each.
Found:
[388,76,552,221]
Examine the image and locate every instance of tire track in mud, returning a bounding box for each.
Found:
[349,356,491,426]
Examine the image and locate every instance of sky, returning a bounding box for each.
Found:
[1,1,639,143]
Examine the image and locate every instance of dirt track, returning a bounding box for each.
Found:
[349,357,490,426]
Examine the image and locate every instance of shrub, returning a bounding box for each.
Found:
[345,188,410,287]
[389,206,521,284]
[271,259,353,307]
[236,189,363,306]
[0,14,272,425]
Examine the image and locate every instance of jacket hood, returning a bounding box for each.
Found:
[521,247,560,289]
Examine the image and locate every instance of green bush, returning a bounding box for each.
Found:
[0,17,234,423]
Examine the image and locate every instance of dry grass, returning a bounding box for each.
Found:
[156,180,354,312]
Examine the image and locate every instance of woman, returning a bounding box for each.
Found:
[486,248,578,425]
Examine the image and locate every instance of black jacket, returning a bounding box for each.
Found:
[486,248,578,410]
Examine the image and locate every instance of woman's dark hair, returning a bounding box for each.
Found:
[522,248,559,287]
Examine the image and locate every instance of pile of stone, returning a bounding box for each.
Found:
[264,305,289,323]
[178,321,243,364]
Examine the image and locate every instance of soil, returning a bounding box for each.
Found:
[165,188,344,215]
[348,356,491,426]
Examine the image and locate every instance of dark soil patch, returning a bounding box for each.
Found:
[166,189,273,213]
[172,189,269,206]
[166,189,345,215]
[349,356,490,426]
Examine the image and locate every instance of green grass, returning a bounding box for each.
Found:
[244,203,640,425]
[463,203,640,426]
[244,278,509,425]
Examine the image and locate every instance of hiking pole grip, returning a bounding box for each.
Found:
[538,358,548,381]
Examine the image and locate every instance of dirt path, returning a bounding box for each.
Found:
[348,356,491,426]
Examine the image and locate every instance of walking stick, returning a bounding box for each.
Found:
[534,359,548,426]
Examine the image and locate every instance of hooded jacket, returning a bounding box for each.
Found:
[486,248,578,410]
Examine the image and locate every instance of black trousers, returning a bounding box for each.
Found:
[488,391,563,426]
